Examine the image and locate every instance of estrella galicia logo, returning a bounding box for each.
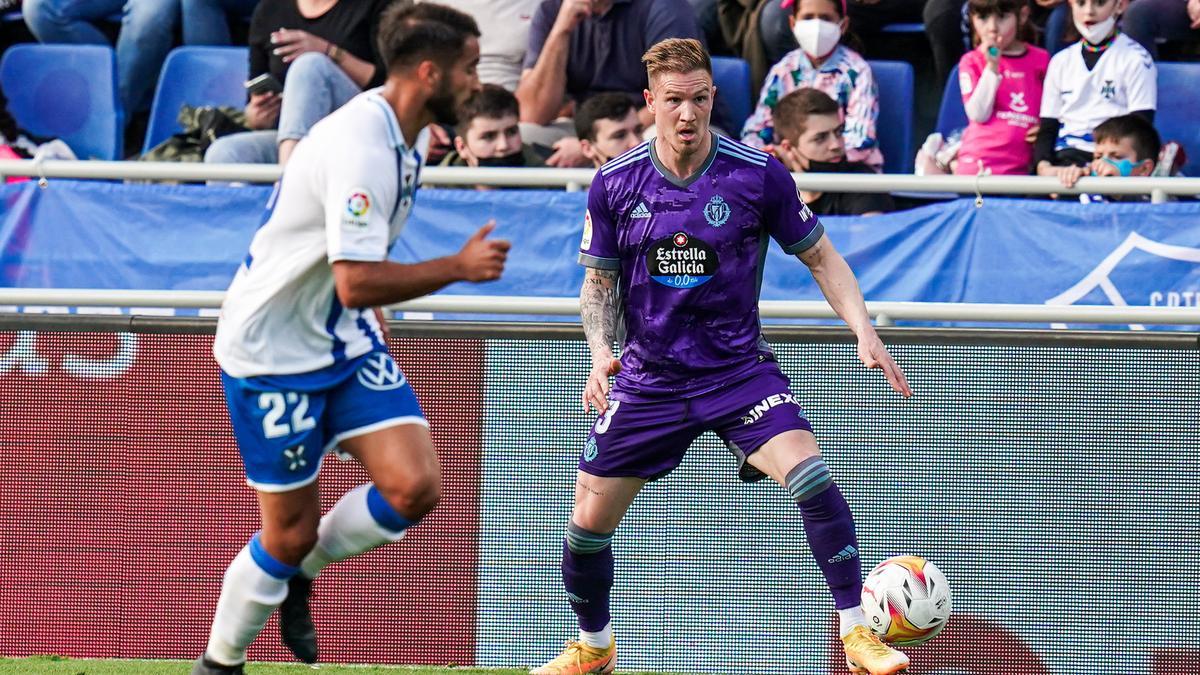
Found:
[646,232,719,289]
[583,437,598,462]
[703,194,730,227]
[356,353,407,391]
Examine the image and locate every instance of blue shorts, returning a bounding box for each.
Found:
[580,363,813,482]
[221,350,426,492]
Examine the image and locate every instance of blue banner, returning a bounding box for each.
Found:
[3,181,1199,324]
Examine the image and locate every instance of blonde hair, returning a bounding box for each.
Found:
[641,38,711,84]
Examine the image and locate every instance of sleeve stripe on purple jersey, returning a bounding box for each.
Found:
[717,146,768,167]
[716,135,769,159]
[781,221,825,255]
[578,253,621,270]
[601,148,651,176]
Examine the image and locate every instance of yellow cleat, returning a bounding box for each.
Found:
[529,638,616,675]
[843,625,910,675]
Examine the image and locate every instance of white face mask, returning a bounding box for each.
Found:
[792,19,842,59]
[1074,15,1116,44]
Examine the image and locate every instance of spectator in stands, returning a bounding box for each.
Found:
[204,0,390,166]
[574,91,644,167]
[1124,0,1200,59]
[741,0,883,171]
[1053,113,1160,197]
[23,0,178,122]
[1034,0,1155,185]
[954,0,1048,176]
[515,0,704,167]
[773,88,894,215]
[417,0,542,91]
[182,0,260,46]
[758,0,925,72]
[439,84,546,172]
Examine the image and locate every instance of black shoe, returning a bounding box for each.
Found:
[279,574,318,663]
[191,654,244,674]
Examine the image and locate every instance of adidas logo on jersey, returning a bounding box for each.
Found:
[631,202,652,219]
[828,545,859,563]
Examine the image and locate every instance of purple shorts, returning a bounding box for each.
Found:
[579,364,812,482]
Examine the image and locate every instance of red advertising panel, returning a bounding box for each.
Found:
[0,331,482,664]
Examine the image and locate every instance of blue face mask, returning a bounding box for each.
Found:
[1102,157,1138,177]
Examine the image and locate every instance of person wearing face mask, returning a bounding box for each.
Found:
[1052,113,1162,201]
[741,0,883,172]
[774,88,894,216]
[1034,0,1157,187]
[574,92,646,168]
[439,84,546,176]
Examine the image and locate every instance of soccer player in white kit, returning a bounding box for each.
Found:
[194,4,508,673]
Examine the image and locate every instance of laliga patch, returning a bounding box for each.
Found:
[646,232,718,289]
[581,209,594,249]
[342,188,372,228]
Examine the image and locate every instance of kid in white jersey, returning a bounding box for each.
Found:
[196,4,509,674]
[1034,0,1156,186]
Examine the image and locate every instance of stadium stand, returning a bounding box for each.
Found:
[936,63,968,138]
[142,46,249,155]
[0,43,123,160]
[711,55,753,137]
[1155,62,1200,177]
[867,59,914,174]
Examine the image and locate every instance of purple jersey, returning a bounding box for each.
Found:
[579,133,824,399]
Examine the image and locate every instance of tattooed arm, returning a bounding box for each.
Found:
[580,266,622,413]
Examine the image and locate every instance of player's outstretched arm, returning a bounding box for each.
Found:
[332,222,509,309]
[580,266,621,413]
[798,233,912,398]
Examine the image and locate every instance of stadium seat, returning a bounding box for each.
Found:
[711,56,754,137]
[866,60,914,173]
[1155,62,1200,177]
[0,44,123,160]
[936,64,968,137]
[881,22,925,33]
[142,46,250,155]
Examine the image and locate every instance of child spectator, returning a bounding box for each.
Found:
[1053,113,1160,199]
[574,92,644,168]
[955,0,1049,176]
[440,84,545,169]
[1034,0,1156,184]
[773,88,894,216]
[741,0,882,171]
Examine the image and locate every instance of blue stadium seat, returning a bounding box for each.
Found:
[142,46,249,154]
[0,44,123,160]
[711,56,753,137]
[881,22,925,33]
[866,60,914,173]
[936,63,968,137]
[1155,62,1200,177]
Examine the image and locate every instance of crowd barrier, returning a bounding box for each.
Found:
[0,315,1196,674]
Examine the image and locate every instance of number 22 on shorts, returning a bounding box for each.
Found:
[258,392,317,439]
[594,400,621,434]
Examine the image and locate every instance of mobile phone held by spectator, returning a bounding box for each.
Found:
[245,73,284,96]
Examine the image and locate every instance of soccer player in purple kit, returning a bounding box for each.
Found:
[530,38,914,675]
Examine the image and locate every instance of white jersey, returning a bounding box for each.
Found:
[214,89,431,378]
[1041,33,1156,153]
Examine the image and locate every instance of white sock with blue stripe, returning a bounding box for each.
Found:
[299,483,411,579]
[205,533,298,666]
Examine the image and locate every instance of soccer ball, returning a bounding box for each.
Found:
[861,555,952,646]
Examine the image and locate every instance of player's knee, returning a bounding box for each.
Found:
[376,470,441,521]
[262,523,319,564]
[564,521,613,555]
[786,455,834,504]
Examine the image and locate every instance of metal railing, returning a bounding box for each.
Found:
[2,289,1199,327]
[3,159,1200,201]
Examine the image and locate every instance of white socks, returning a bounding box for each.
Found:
[838,606,868,638]
[299,484,407,579]
[205,544,291,666]
[579,622,613,649]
